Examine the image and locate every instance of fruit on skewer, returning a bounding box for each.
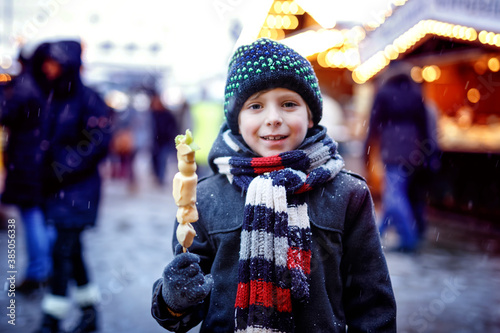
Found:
[173,130,199,251]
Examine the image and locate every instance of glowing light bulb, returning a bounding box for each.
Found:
[467,88,480,103]
[275,15,283,29]
[266,15,276,28]
[488,57,500,72]
[411,66,423,83]
[274,1,282,14]
[479,30,488,44]
[422,65,440,82]
[282,1,290,14]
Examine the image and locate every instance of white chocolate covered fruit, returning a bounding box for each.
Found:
[176,222,196,249]
[173,129,200,250]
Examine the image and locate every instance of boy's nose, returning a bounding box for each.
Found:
[265,108,283,127]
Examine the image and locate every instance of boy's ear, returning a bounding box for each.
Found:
[307,107,314,128]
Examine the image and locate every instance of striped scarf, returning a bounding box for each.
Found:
[212,127,344,333]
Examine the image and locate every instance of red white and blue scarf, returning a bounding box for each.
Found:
[211,126,344,333]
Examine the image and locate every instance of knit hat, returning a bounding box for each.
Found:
[224,38,323,134]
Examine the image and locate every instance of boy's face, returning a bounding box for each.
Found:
[238,88,313,157]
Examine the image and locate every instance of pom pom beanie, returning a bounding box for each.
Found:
[224,38,323,134]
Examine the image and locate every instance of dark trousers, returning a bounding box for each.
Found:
[50,228,89,296]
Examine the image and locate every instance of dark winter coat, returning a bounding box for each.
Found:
[31,40,112,229]
[0,43,51,207]
[366,73,430,167]
[152,171,397,332]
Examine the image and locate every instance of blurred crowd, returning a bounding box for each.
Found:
[0,36,197,333]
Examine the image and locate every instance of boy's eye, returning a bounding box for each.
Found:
[249,104,262,110]
[283,102,298,108]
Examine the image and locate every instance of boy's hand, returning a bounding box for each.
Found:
[161,249,213,313]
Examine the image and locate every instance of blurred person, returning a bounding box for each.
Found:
[172,97,193,134]
[108,91,153,192]
[408,102,441,238]
[149,90,178,186]
[0,42,56,294]
[365,61,435,252]
[30,39,112,333]
[109,105,138,191]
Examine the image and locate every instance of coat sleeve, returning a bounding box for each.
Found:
[340,186,397,332]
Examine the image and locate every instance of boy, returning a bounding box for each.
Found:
[152,38,396,332]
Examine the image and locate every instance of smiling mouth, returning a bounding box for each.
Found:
[261,135,287,141]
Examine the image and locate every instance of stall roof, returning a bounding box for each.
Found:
[250,0,500,84]
[355,0,500,82]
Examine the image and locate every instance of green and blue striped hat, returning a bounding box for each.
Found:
[224,38,323,134]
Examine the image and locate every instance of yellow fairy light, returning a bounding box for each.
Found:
[282,1,290,14]
[282,15,291,29]
[422,65,441,82]
[324,51,332,67]
[344,48,361,68]
[458,26,466,39]
[467,88,480,103]
[487,32,496,44]
[333,51,347,67]
[479,30,488,44]
[266,15,276,28]
[275,15,283,29]
[274,1,282,14]
[289,1,299,14]
[488,57,500,72]
[352,70,366,84]
[259,27,272,38]
[384,45,399,60]
[317,51,328,68]
[477,30,500,47]
[353,20,484,84]
[0,73,12,82]
[351,26,366,42]
[465,28,477,41]
[411,66,423,83]
[445,24,453,36]
[272,28,285,39]
[288,15,299,29]
[424,20,435,33]
[393,0,408,6]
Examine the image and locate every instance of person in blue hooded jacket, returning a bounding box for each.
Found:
[1,42,56,294]
[30,39,112,333]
